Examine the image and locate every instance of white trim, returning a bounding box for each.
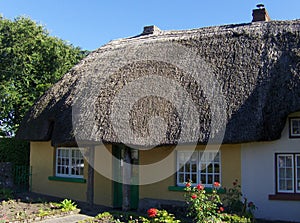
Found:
[296,154,300,193]
[56,147,84,178]
[290,118,300,137]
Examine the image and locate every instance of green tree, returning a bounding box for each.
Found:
[0,16,88,136]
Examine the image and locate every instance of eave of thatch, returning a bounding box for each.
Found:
[16,20,300,147]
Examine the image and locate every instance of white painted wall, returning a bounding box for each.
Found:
[241,112,300,222]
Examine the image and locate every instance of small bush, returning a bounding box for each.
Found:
[0,188,13,200]
[95,212,115,222]
[222,179,256,219]
[58,199,77,212]
[184,182,223,222]
[140,209,180,223]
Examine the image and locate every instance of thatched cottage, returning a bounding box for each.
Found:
[17,7,300,221]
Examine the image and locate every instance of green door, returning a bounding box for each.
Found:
[112,145,139,209]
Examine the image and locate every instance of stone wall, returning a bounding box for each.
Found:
[0,162,14,188]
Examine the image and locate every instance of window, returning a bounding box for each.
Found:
[56,147,84,178]
[177,151,221,187]
[289,118,300,138]
[276,154,300,193]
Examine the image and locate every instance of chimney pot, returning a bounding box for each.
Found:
[256,4,265,9]
[252,4,271,22]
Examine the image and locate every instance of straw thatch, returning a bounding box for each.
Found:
[16,20,300,147]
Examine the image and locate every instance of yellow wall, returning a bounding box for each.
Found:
[30,141,87,202]
[93,144,113,207]
[30,142,241,206]
[139,144,241,201]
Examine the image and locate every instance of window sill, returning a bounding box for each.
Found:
[269,193,300,201]
[168,186,226,194]
[48,176,86,183]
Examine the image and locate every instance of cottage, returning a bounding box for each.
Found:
[17,6,300,222]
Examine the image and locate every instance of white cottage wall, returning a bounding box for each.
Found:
[241,112,300,222]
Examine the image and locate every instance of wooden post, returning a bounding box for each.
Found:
[122,146,132,211]
[86,146,95,207]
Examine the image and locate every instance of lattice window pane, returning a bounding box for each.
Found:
[277,154,294,192]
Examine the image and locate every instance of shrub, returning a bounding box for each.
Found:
[220,213,251,223]
[58,199,77,212]
[184,181,253,223]
[140,209,180,223]
[94,212,115,222]
[222,179,256,219]
[0,188,13,200]
[184,182,223,222]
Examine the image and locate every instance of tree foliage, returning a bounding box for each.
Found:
[0,16,88,136]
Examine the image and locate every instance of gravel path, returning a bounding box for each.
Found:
[38,214,90,223]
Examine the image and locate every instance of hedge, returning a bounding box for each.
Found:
[0,138,29,165]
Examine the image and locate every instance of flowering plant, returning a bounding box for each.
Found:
[222,179,257,219]
[140,209,180,222]
[184,182,223,222]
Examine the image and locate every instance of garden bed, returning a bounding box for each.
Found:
[0,191,298,223]
[0,192,82,222]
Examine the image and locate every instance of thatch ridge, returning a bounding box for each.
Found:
[16,20,300,147]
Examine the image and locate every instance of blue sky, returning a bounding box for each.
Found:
[0,1,299,50]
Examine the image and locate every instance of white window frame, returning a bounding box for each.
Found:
[296,154,300,193]
[177,151,221,187]
[290,118,300,138]
[277,154,294,193]
[56,147,84,178]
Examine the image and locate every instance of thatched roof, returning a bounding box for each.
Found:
[16,20,300,147]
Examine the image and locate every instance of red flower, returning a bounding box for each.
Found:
[213,182,220,188]
[191,194,197,199]
[197,184,204,190]
[147,208,158,218]
[185,182,191,187]
[219,207,224,212]
[233,179,238,186]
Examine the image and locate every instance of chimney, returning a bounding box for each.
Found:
[142,25,161,35]
[252,4,271,22]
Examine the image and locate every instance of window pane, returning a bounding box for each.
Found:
[208,175,213,184]
[279,179,285,191]
[214,164,220,173]
[185,163,190,172]
[291,119,300,135]
[191,163,197,172]
[214,174,220,183]
[191,174,197,183]
[201,174,206,184]
[177,151,198,185]
[179,174,184,183]
[177,151,220,186]
[286,168,293,178]
[56,148,84,178]
[287,180,293,190]
[200,164,207,173]
[279,168,285,178]
[214,153,220,162]
[277,155,294,192]
[199,151,221,186]
[207,164,213,173]
[286,156,292,167]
